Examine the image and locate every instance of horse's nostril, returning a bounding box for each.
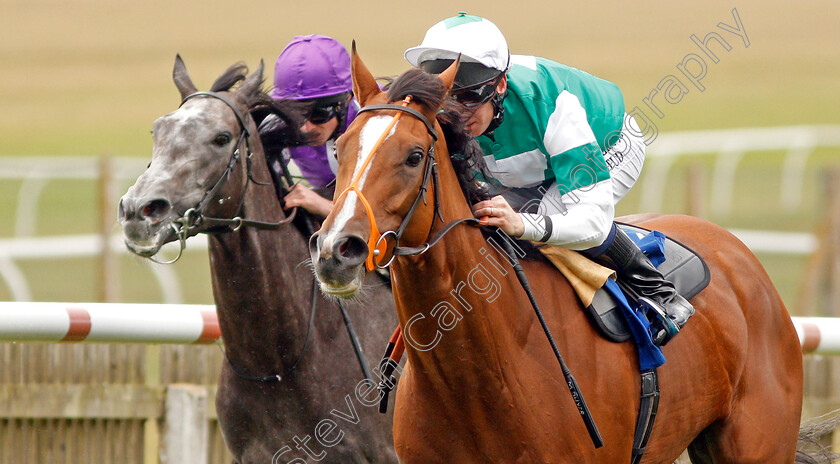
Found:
[118,197,140,221]
[309,233,322,257]
[140,199,171,221]
[334,235,368,265]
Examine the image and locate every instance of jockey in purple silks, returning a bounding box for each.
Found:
[259,35,359,217]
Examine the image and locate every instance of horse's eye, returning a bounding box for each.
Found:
[214,133,231,146]
[405,151,424,167]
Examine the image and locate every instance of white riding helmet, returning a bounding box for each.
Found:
[405,13,510,91]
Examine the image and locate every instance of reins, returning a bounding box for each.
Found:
[268,138,376,383]
[496,233,604,448]
[148,91,374,384]
[170,92,316,382]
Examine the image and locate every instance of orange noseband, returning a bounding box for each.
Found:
[334,96,413,271]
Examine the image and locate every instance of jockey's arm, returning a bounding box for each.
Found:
[518,179,615,250]
[472,177,614,250]
[522,89,616,249]
[474,90,616,249]
[519,132,615,249]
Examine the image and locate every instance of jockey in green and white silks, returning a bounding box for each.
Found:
[474,54,646,248]
[406,12,693,345]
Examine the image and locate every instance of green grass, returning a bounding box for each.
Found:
[614,150,840,315]
[0,249,214,305]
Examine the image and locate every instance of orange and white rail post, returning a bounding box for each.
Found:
[792,317,840,355]
[0,301,220,344]
[0,303,837,356]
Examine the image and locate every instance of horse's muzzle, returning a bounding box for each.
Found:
[309,231,368,298]
[118,194,175,257]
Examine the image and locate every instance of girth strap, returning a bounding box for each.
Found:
[631,368,660,464]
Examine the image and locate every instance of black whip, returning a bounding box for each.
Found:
[337,299,373,381]
[497,231,604,448]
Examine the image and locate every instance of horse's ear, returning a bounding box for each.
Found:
[173,54,198,100]
[238,59,264,98]
[351,41,381,106]
[437,55,460,98]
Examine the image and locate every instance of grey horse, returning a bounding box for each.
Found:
[118,55,398,463]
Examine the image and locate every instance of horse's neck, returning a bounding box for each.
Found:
[390,171,536,382]
[391,228,526,379]
[208,158,313,371]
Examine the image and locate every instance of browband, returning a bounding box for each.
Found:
[357,104,438,141]
[181,91,251,134]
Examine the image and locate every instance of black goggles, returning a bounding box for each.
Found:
[451,74,502,108]
[306,103,340,124]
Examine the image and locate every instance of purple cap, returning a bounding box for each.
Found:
[271,35,352,100]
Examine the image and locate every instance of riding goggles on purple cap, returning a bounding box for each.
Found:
[306,98,345,124]
[295,91,349,124]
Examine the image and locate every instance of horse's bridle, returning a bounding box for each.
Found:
[340,96,477,270]
[150,91,297,264]
[151,91,374,385]
[346,98,607,449]
[168,92,321,382]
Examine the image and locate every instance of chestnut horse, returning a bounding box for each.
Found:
[119,56,398,463]
[309,49,816,463]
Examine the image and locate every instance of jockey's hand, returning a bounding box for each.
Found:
[284,184,333,218]
[472,195,524,237]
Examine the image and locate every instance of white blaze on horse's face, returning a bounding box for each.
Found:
[323,115,398,249]
[148,100,232,198]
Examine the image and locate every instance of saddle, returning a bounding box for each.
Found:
[541,223,711,463]
[588,223,710,342]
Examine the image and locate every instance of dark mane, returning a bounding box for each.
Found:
[211,62,275,114]
[207,60,305,148]
[386,68,542,258]
[436,100,492,205]
[213,63,312,239]
[211,63,248,91]
[386,69,491,206]
[386,68,445,112]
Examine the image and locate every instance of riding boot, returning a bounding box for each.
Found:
[602,227,695,346]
